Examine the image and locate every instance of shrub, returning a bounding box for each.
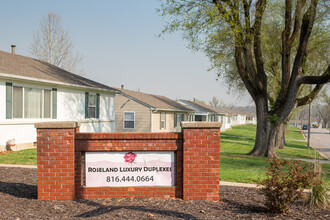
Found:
[307,162,330,210]
[260,157,318,213]
[307,153,330,209]
[308,178,329,209]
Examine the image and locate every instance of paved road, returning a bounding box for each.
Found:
[303,128,330,160]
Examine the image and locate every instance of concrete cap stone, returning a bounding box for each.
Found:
[35,121,81,129]
[181,121,222,128]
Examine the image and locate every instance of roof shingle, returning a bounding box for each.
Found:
[0,50,119,92]
[179,100,228,114]
[119,89,195,112]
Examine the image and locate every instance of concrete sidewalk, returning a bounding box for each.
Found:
[0,164,37,169]
[220,181,258,188]
[281,157,330,164]
[302,128,330,160]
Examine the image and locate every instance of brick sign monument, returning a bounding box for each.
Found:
[35,121,221,201]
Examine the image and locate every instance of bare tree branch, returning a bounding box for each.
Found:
[253,0,267,92]
[291,0,319,81]
[298,64,330,85]
[288,0,307,46]
[296,84,326,106]
[30,11,83,74]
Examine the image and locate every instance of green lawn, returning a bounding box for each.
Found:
[0,125,328,185]
[221,125,329,185]
[221,124,257,140]
[285,126,305,140]
[0,148,37,165]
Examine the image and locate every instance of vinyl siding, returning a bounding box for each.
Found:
[0,79,116,147]
[152,111,184,132]
[115,94,151,132]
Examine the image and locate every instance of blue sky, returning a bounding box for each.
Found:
[0,0,252,106]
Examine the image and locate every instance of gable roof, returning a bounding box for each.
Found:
[179,100,227,115]
[217,107,254,116]
[240,110,256,117]
[0,50,119,93]
[216,107,238,115]
[118,89,195,112]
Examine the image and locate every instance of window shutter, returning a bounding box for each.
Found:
[174,113,177,128]
[160,113,162,129]
[6,82,13,119]
[52,88,57,119]
[85,92,89,118]
[96,93,100,118]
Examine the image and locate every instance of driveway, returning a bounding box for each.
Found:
[303,128,330,160]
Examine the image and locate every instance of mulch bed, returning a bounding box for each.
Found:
[0,167,329,219]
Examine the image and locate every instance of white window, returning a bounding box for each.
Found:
[210,115,216,122]
[88,94,96,118]
[160,112,166,129]
[44,90,51,118]
[11,86,52,119]
[13,86,23,118]
[188,114,194,121]
[24,87,42,118]
[124,112,135,129]
[85,92,100,119]
[174,113,184,128]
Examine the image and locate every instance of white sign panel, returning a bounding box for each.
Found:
[85,151,175,187]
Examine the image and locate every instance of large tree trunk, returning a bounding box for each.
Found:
[248,94,283,158]
[248,96,274,157]
[283,124,287,148]
[265,125,279,157]
[274,123,286,149]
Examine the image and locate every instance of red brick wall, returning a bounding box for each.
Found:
[74,132,183,199]
[35,122,220,201]
[182,128,220,201]
[36,127,76,200]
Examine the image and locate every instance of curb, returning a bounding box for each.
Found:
[220,181,258,188]
[282,157,330,164]
[0,164,37,169]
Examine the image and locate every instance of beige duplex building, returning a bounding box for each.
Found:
[115,88,195,132]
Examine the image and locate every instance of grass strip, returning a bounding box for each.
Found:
[0,148,37,165]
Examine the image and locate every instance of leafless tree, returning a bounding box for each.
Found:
[30,12,83,74]
[316,94,330,128]
[209,96,224,108]
[298,105,309,127]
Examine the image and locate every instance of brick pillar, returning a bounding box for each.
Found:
[35,122,80,200]
[182,122,221,201]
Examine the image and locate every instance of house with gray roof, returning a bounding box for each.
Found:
[240,111,257,124]
[178,99,231,131]
[0,48,119,150]
[217,107,257,126]
[115,87,195,132]
[216,107,241,126]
